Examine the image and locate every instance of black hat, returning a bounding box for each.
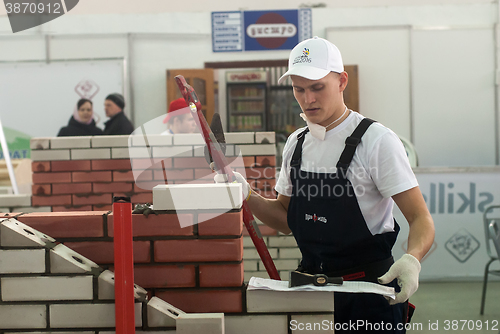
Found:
[105,93,125,110]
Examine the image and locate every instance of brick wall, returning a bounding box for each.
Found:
[2,208,244,314]
[30,132,277,212]
[0,190,334,334]
[0,216,151,332]
[243,232,301,282]
[5,131,305,304]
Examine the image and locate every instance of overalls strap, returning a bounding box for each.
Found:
[336,118,376,173]
[290,128,309,168]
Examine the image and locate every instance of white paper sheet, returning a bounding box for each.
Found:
[248,277,396,300]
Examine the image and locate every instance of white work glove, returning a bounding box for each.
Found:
[214,171,251,201]
[378,254,421,305]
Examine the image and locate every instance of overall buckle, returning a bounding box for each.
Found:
[345,136,361,147]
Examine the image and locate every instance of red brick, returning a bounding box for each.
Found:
[154,239,242,262]
[130,193,153,204]
[92,159,131,171]
[63,241,113,263]
[173,157,208,169]
[32,195,72,207]
[133,183,159,193]
[52,205,92,212]
[72,171,112,183]
[17,211,106,238]
[108,213,193,237]
[194,169,215,180]
[226,156,254,167]
[153,169,194,181]
[52,183,92,195]
[255,155,276,167]
[93,182,133,193]
[198,212,243,236]
[32,184,51,196]
[113,170,152,182]
[134,265,195,288]
[133,241,151,263]
[199,263,244,287]
[52,160,91,172]
[243,224,278,236]
[112,193,129,198]
[32,172,71,184]
[155,290,243,313]
[73,193,112,206]
[63,240,150,264]
[244,156,256,167]
[131,158,172,170]
[93,204,112,211]
[32,161,50,173]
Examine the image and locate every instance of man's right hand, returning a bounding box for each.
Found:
[214,171,251,201]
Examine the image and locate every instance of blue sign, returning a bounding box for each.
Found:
[245,10,300,51]
[212,9,312,52]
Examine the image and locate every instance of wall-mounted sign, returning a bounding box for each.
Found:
[226,71,267,83]
[212,9,312,52]
[212,11,244,52]
[392,170,500,279]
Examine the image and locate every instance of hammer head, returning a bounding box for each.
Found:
[204,113,226,167]
[289,271,343,287]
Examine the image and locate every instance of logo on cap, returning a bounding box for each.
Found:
[293,48,312,65]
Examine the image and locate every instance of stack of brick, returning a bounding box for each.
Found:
[0,216,149,332]
[29,132,277,212]
[16,131,305,293]
[0,220,335,334]
[1,211,244,313]
[0,183,335,334]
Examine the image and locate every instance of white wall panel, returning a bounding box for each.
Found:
[0,60,124,138]
[49,35,128,60]
[411,28,496,167]
[327,27,411,140]
[0,36,46,61]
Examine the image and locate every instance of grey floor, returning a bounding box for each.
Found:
[407,280,500,333]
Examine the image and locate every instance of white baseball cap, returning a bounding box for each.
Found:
[278,36,344,84]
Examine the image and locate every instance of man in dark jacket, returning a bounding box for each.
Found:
[103,93,134,135]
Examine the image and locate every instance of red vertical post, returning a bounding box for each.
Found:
[113,196,135,334]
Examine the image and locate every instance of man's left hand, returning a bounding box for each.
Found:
[378,253,421,305]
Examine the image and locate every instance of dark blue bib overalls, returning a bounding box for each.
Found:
[287,119,406,333]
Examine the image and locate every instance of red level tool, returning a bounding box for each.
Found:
[174,75,280,280]
[113,196,136,334]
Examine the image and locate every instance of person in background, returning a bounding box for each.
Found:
[57,98,103,137]
[103,93,134,135]
[161,98,197,135]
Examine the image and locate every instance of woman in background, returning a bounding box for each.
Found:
[57,98,103,136]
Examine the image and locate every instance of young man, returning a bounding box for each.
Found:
[161,98,197,135]
[103,93,134,135]
[216,37,435,332]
